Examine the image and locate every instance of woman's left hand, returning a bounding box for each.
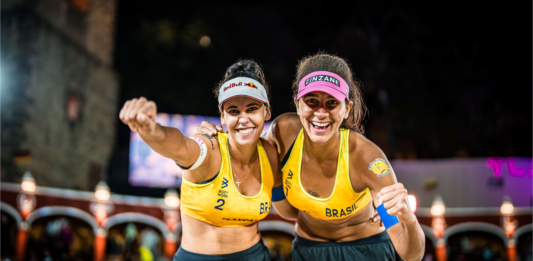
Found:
[377,183,416,224]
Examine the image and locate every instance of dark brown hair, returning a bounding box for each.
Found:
[293,53,367,133]
[214,60,271,108]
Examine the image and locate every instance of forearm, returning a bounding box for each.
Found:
[389,219,425,261]
[139,124,189,162]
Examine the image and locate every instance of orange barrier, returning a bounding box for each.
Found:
[435,238,447,261]
[94,229,107,261]
[165,236,177,258]
[16,226,28,261]
[507,239,516,261]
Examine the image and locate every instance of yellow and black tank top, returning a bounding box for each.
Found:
[281,128,372,220]
[181,132,274,227]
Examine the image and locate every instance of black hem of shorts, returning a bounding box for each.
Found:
[174,239,268,261]
[294,230,391,247]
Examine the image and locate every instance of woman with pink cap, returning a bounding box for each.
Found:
[197,53,425,260]
[119,60,296,261]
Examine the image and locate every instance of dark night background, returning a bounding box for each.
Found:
[108,1,532,196]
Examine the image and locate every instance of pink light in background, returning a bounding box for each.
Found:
[507,157,526,177]
[486,157,505,178]
[486,157,533,178]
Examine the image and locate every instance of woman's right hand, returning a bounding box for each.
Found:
[196,121,223,136]
[119,97,158,137]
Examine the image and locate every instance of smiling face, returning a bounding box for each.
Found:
[295,91,353,144]
[221,96,270,146]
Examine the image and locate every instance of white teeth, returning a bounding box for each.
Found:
[312,122,330,127]
[237,128,254,134]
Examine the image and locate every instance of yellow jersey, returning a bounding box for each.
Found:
[180,132,274,227]
[281,128,372,220]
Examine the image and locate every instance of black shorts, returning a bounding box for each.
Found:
[292,231,401,261]
[173,239,270,261]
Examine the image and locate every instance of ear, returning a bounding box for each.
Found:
[220,111,226,125]
[294,98,300,115]
[344,100,354,119]
[264,106,271,121]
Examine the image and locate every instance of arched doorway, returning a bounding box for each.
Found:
[515,225,532,261]
[106,222,165,261]
[25,215,95,261]
[447,231,507,260]
[104,213,170,260]
[1,210,19,260]
[422,236,436,261]
[420,224,436,261]
[259,221,295,261]
[261,230,293,261]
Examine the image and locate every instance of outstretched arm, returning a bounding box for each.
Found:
[354,135,425,261]
[119,97,220,182]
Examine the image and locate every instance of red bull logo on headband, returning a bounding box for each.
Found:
[305,75,341,87]
[223,82,242,92]
[245,82,259,89]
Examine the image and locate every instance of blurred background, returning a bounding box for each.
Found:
[1,0,531,260]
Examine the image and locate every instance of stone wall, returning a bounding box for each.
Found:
[1,0,119,190]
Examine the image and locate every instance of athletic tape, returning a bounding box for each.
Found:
[377,204,400,229]
[178,137,207,171]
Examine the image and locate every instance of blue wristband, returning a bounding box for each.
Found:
[377,204,400,229]
[272,185,286,202]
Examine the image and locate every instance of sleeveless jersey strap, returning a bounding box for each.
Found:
[217,132,229,166]
[342,128,351,181]
[343,128,350,160]
[281,129,304,171]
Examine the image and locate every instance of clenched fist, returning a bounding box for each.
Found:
[377,183,416,225]
[119,97,158,137]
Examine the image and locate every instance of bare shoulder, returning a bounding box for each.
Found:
[348,131,396,186]
[272,113,301,136]
[260,137,279,163]
[349,131,385,161]
[268,113,302,156]
[275,112,302,129]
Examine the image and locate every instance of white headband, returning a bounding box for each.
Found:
[217,77,269,108]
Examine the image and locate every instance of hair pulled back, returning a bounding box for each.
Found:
[214,60,271,107]
[293,53,366,133]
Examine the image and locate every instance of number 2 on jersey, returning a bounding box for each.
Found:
[215,199,225,210]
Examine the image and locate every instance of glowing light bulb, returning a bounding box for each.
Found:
[430,195,445,216]
[94,181,110,201]
[21,171,36,193]
[164,189,180,208]
[500,195,514,216]
[199,36,211,47]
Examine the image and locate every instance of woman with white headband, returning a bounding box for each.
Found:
[119,60,296,261]
[197,53,425,260]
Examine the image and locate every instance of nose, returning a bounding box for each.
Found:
[238,112,250,125]
[314,107,328,119]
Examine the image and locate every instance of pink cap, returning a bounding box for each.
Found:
[297,71,349,101]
